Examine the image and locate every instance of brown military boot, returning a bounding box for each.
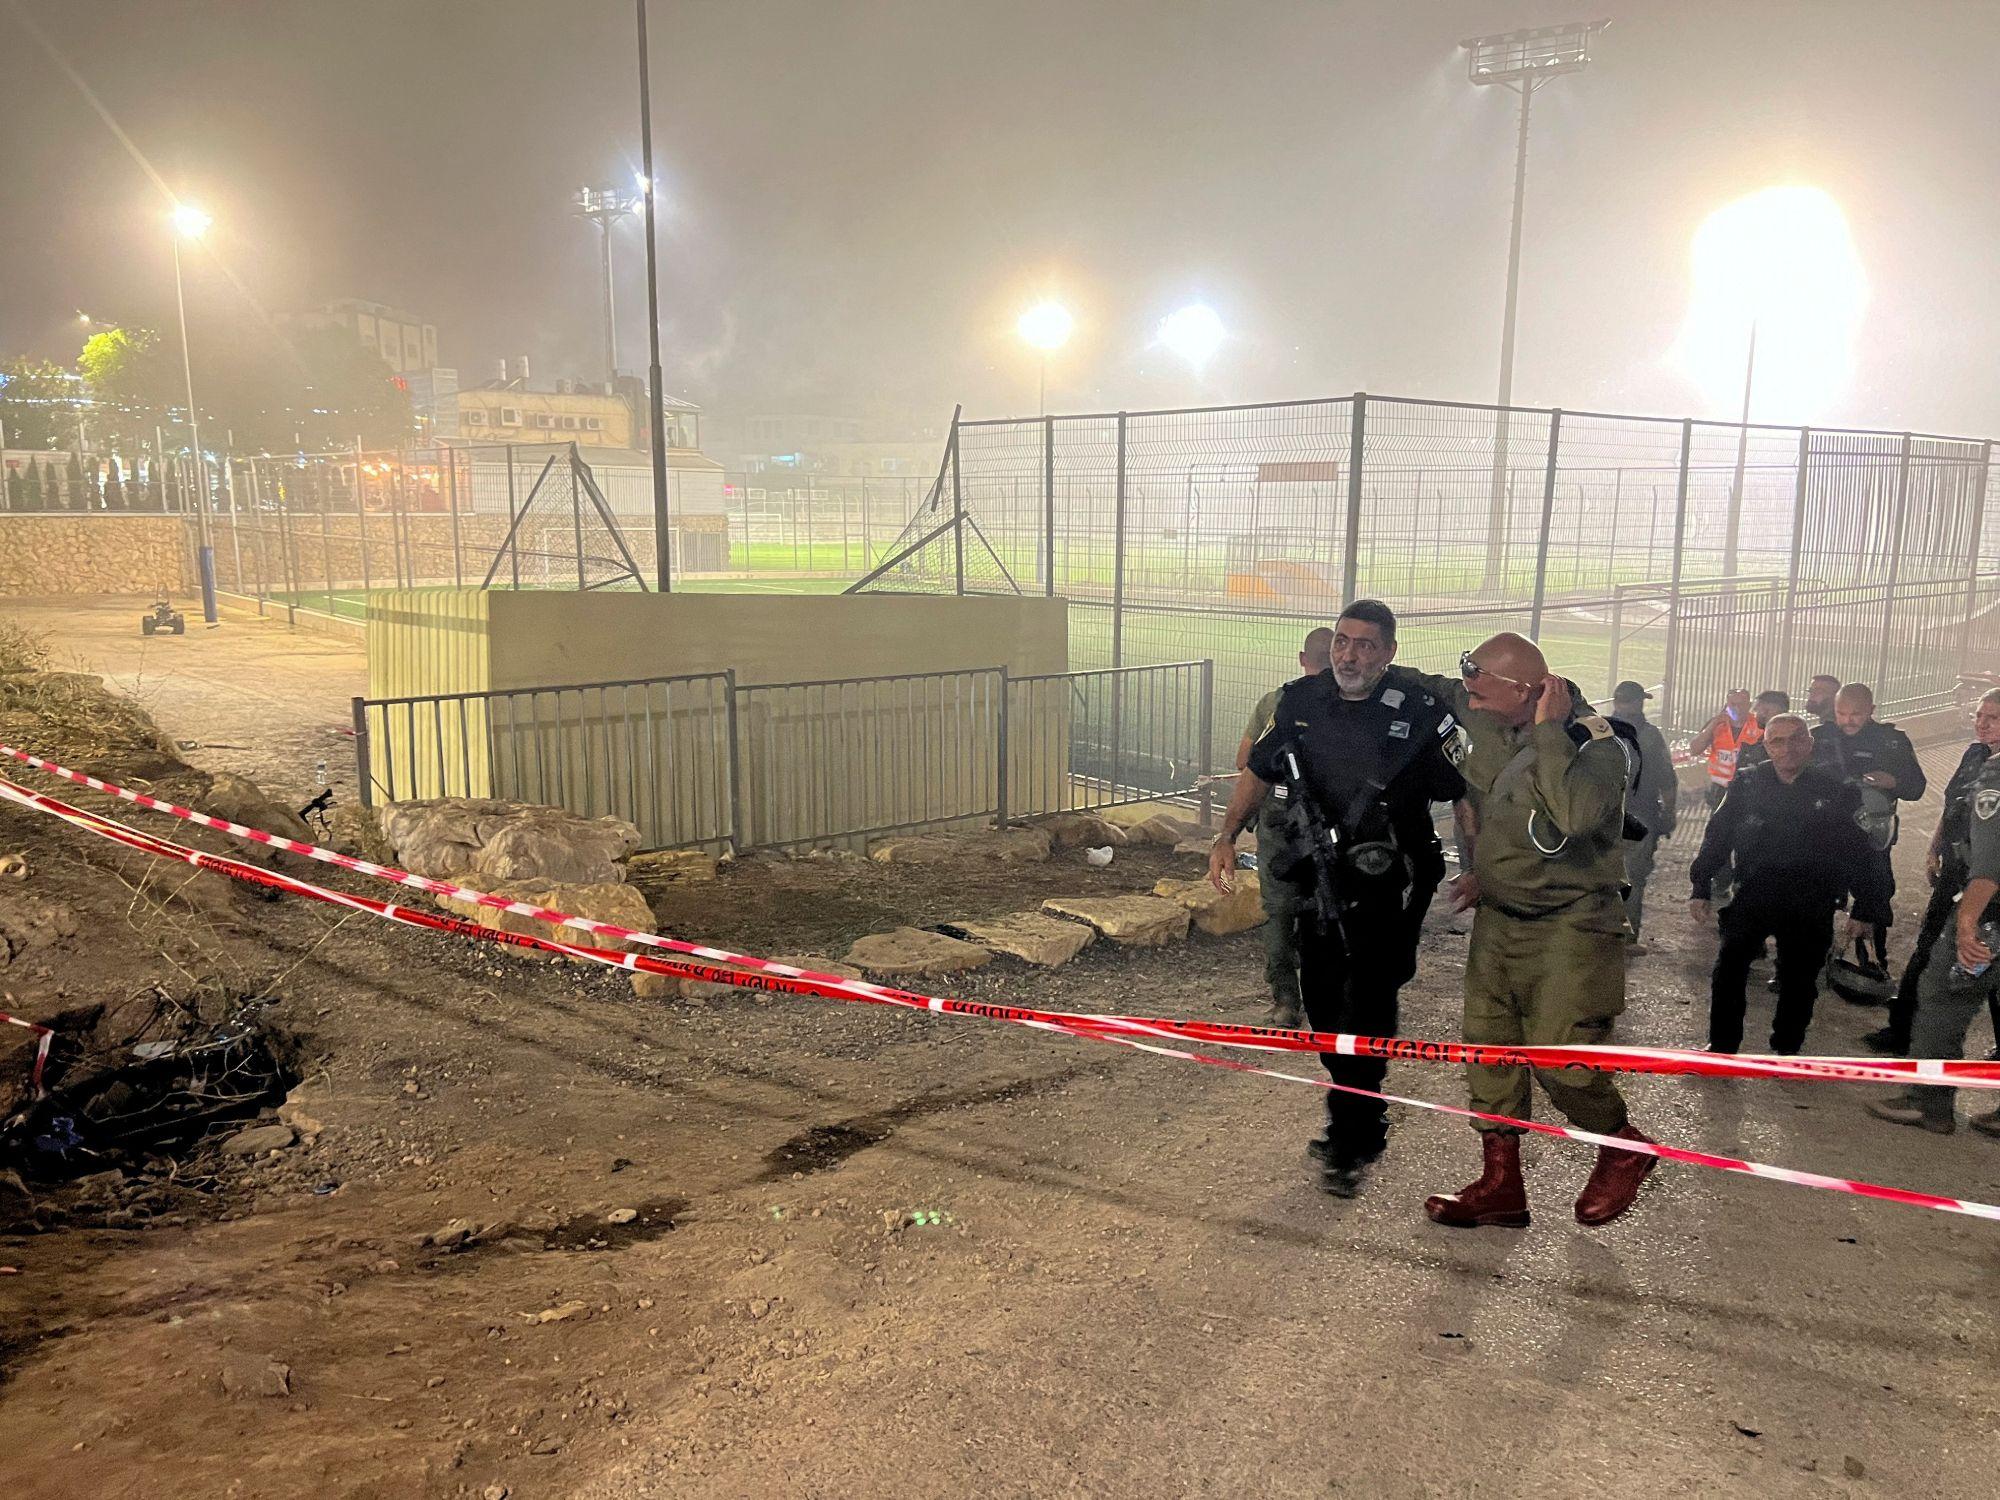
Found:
[1424,1131,1530,1228]
[1573,1123,1658,1226]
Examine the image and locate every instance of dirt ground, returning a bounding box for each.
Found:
[2,597,1998,1500]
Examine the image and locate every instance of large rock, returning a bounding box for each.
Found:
[1041,894,1190,947]
[843,927,992,977]
[867,827,1051,866]
[204,772,312,843]
[220,1122,296,1157]
[1152,874,1265,936]
[381,798,640,884]
[434,876,655,954]
[1126,811,1202,848]
[1033,812,1128,850]
[943,911,1096,967]
[325,802,396,864]
[626,847,719,884]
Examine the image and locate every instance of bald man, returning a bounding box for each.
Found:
[1811,683,1925,976]
[1387,632,1657,1229]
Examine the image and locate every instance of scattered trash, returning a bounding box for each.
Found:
[1084,846,1114,867]
[130,1042,177,1062]
[0,854,26,880]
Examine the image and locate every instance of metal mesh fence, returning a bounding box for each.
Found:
[855,393,2000,756]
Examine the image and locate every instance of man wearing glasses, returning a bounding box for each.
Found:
[1388,633,1657,1230]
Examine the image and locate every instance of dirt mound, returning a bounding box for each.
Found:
[0,623,205,795]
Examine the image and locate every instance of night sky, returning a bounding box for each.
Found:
[3,0,1997,434]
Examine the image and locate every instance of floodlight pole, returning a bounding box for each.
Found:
[635,0,672,592]
[1723,320,1757,577]
[1484,78,1535,595]
[576,188,639,387]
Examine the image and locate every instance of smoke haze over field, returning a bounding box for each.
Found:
[3,0,1998,432]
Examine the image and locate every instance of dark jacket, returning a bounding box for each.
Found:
[1689,762,1892,923]
[1610,708,1676,837]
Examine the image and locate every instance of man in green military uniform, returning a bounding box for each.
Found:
[1235,627,1334,1025]
[1388,632,1659,1229]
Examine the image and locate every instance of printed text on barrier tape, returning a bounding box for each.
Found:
[5,742,1995,1093]
[6,772,1999,1224]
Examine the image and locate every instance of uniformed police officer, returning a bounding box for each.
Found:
[1863,745,2000,1140]
[1234,628,1335,1027]
[1389,633,1659,1229]
[1812,683,1927,976]
[1688,713,1890,1054]
[1864,689,2000,1055]
[1208,600,1465,1196]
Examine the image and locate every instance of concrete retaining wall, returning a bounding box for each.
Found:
[0,516,192,595]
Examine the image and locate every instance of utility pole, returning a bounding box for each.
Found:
[635,0,672,592]
[1460,20,1609,594]
[1723,321,1757,577]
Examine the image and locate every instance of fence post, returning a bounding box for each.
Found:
[1775,426,1813,691]
[505,445,521,589]
[1659,419,1694,731]
[995,665,1010,827]
[950,417,966,596]
[1043,414,1056,597]
[1341,393,1366,604]
[722,668,742,855]
[1113,411,1128,667]
[1528,408,1562,638]
[1874,432,1914,698]
[571,444,588,591]
[1958,440,1993,675]
[1605,585,1624,700]
[223,456,244,591]
[447,447,463,587]
[1198,658,1215,829]
[351,696,373,808]
[860,475,872,569]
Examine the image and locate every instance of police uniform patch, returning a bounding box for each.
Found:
[1381,688,1405,710]
[1388,720,1410,739]
[1976,789,2000,821]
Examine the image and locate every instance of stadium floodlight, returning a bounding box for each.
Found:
[1459,19,1609,593]
[1157,303,1225,371]
[1017,301,1074,415]
[171,201,212,240]
[575,185,645,384]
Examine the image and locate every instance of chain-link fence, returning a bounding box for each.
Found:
[854,394,1998,747]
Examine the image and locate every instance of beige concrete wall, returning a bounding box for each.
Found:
[362,591,1070,848]
[482,592,1067,689]
[0,516,191,595]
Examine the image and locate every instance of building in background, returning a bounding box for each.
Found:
[321,299,438,374]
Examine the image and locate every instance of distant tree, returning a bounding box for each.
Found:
[103,453,126,510]
[22,457,43,508]
[66,451,88,511]
[0,358,82,450]
[3,463,19,511]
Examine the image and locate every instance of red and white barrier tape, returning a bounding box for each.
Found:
[4,771,1998,1224]
[3,742,1995,1094]
[1,1011,55,1098]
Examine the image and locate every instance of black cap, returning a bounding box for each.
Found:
[1613,680,1651,703]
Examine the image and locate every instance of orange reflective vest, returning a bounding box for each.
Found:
[1706,714,1762,786]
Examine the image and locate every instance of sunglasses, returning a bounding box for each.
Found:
[1459,650,1529,689]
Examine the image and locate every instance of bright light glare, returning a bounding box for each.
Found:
[1016,301,1074,352]
[1670,186,1866,420]
[1157,303,1225,369]
[171,202,213,239]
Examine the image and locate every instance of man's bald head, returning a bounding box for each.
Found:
[1834,681,1875,735]
[1464,632,1549,724]
[1300,627,1334,674]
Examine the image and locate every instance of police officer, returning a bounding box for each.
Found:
[1389,634,1659,1230]
[1812,683,1926,976]
[1609,680,1676,953]
[1233,628,1335,1026]
[1863,688,2000,1055]
[1208,600,1465,1196]
[1688,714,1890,1054]
[1863,745,2000,1140]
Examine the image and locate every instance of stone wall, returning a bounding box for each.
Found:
[0,516,192,595]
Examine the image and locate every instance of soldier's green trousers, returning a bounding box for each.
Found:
[1462,894,1632,1134]
[1257,802,1301,1006]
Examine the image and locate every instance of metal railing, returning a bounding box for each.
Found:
[353,658,1212,853]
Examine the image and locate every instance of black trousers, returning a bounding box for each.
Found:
[1293,876,1439,1162]
[1709,890,1835,1053]
[1888,865,1963,1043]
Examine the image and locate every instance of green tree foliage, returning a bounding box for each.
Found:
[0,358,84,450]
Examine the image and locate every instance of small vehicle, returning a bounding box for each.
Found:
[140,599,186,636]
